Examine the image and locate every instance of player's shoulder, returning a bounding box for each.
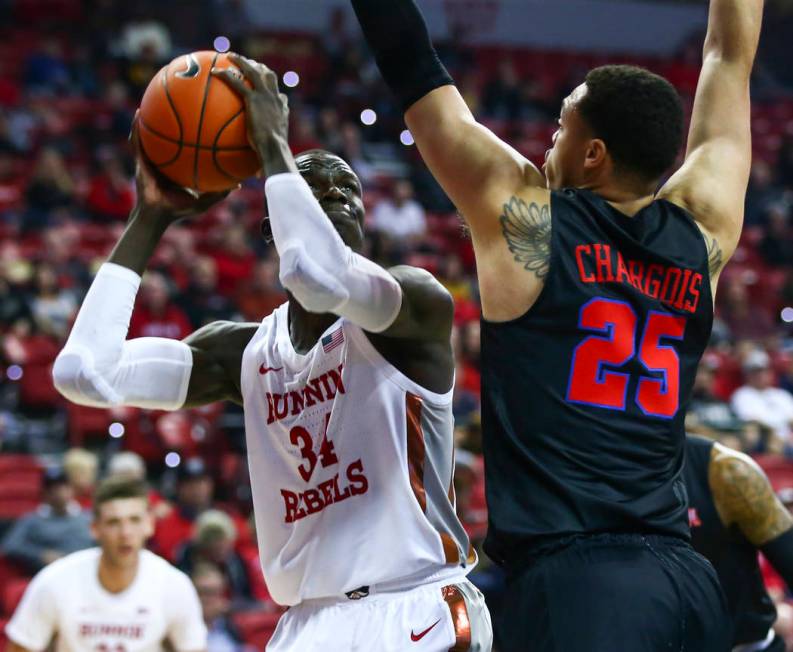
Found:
[708,442,766,489]
[139,550,195,590]
[387,265,452,306]
[36,547,101,583]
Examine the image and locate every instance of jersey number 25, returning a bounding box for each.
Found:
[566,297,686,419]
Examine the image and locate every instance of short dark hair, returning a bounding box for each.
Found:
[578,65,684,184]
[93,477,148,517]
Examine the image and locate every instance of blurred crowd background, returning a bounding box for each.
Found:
[0,0,793,648]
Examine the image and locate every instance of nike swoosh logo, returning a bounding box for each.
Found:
[410,619,440,642]
[175,53,200,79]
[259,365,283,375]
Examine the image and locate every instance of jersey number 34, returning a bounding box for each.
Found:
[566,297,686,419]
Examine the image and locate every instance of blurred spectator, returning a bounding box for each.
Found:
[129,271,192,339]
[63,447,99,509]
[339,122,375,185]
[686,360,749,451]
[29,262,78,339]
[731,350,793,453]
[86,153,135,221]
[482,60,523,121]
[719,278,777,341]
[24,38,70,94]
[236,259,287,322]
[178,257,235,329]
[107,450,170,518]
[210,225,257,298]
[23,147,76,231]
[370,180,427,241]
[1,466,93,573]
[453,361,479,425]
[177,510,256,607]
[0,275,32,332]
[438,252,474,304]
[192,563,249,652]
[759,203,793,268]
[152,457,216,562]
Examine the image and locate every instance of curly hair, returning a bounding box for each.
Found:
[578,65,684,184]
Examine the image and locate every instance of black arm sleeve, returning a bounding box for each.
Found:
[350,0,454,111]
[760,526,793,590]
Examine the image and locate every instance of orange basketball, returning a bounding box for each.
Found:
[138,50,261,193]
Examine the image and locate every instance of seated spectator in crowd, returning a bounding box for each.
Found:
[719,278,777,342]
[453,361,479,425]
[86,152,135,221]
[370,179,427,242]
[177,510,256,607]
[235,259,287,322]
[731,349,793,453]
[686,359,749,452]
[63,447,98,509]
[24,38,70,93]
[107,450,170,518]
[759,203,793,268]
[0,274,32,332]
[152,457,216,562]
[438,252,474,304]
[1,466,93,572]
[23,147,76,232]
[482,59,522,121]
[28,262,77,340]
[192,563,250,652]
[128,271,192,340]
[178,257,235,329]
[210,224,257,298]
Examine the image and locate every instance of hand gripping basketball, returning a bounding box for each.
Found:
[211,53,290,162]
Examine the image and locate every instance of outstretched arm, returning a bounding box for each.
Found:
[350,0,544,244]
[658,0,764,287]
[53,126,250,409]
[214,54,454,342]
[710,443,793,588]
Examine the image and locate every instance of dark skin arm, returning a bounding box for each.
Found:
[213,54,455,393]
[106,121,256,407]
[709,442,793,546]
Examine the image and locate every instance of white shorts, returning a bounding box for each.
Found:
[266,578,492,652]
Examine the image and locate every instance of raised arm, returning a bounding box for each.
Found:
[710,443,793,589]
[53,127,253,410]
[350,0,544,243]
[658,0,764,284]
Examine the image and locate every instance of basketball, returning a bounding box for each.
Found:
[138,50,261,193]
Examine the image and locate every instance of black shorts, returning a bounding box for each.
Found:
[495,533,730,652]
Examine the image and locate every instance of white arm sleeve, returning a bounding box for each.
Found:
[265,173,403,333]
[52,263,193,410]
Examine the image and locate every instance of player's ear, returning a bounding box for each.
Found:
[584,138,608,171]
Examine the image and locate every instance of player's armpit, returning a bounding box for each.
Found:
[182,321,259,407]
[709,443,793,547]
[405,86,545,244]
[476,188,552,322]
[376,266,454,341]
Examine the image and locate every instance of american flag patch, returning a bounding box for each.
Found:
[322,327,344,353]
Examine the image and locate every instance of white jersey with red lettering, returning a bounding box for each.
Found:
[5,548,206,652]
[241,302,474,607]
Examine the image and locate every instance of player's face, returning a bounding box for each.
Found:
[542,84,594,190]
[92,498,153,567]
[296,153,365,252]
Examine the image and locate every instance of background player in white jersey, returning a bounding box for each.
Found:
[5,477,206,652]
[51,51,492,651]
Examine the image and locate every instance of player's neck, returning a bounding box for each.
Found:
[97,552,139,594]
[583,178,657,217]
[287,297,338,355]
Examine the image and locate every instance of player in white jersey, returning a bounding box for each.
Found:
[52,51,492,651]
[5,477,206,652]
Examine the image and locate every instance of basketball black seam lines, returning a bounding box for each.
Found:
[212,108,247,183]
[193,52,220,191]
[139,119,251,151]
[158,70,184,167]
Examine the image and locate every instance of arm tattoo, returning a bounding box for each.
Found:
[710,450,793,546]
[499,197,552,280]
[703,232,723,278]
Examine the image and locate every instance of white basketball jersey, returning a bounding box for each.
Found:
[241,303,473,606]
[5,548,206,652]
